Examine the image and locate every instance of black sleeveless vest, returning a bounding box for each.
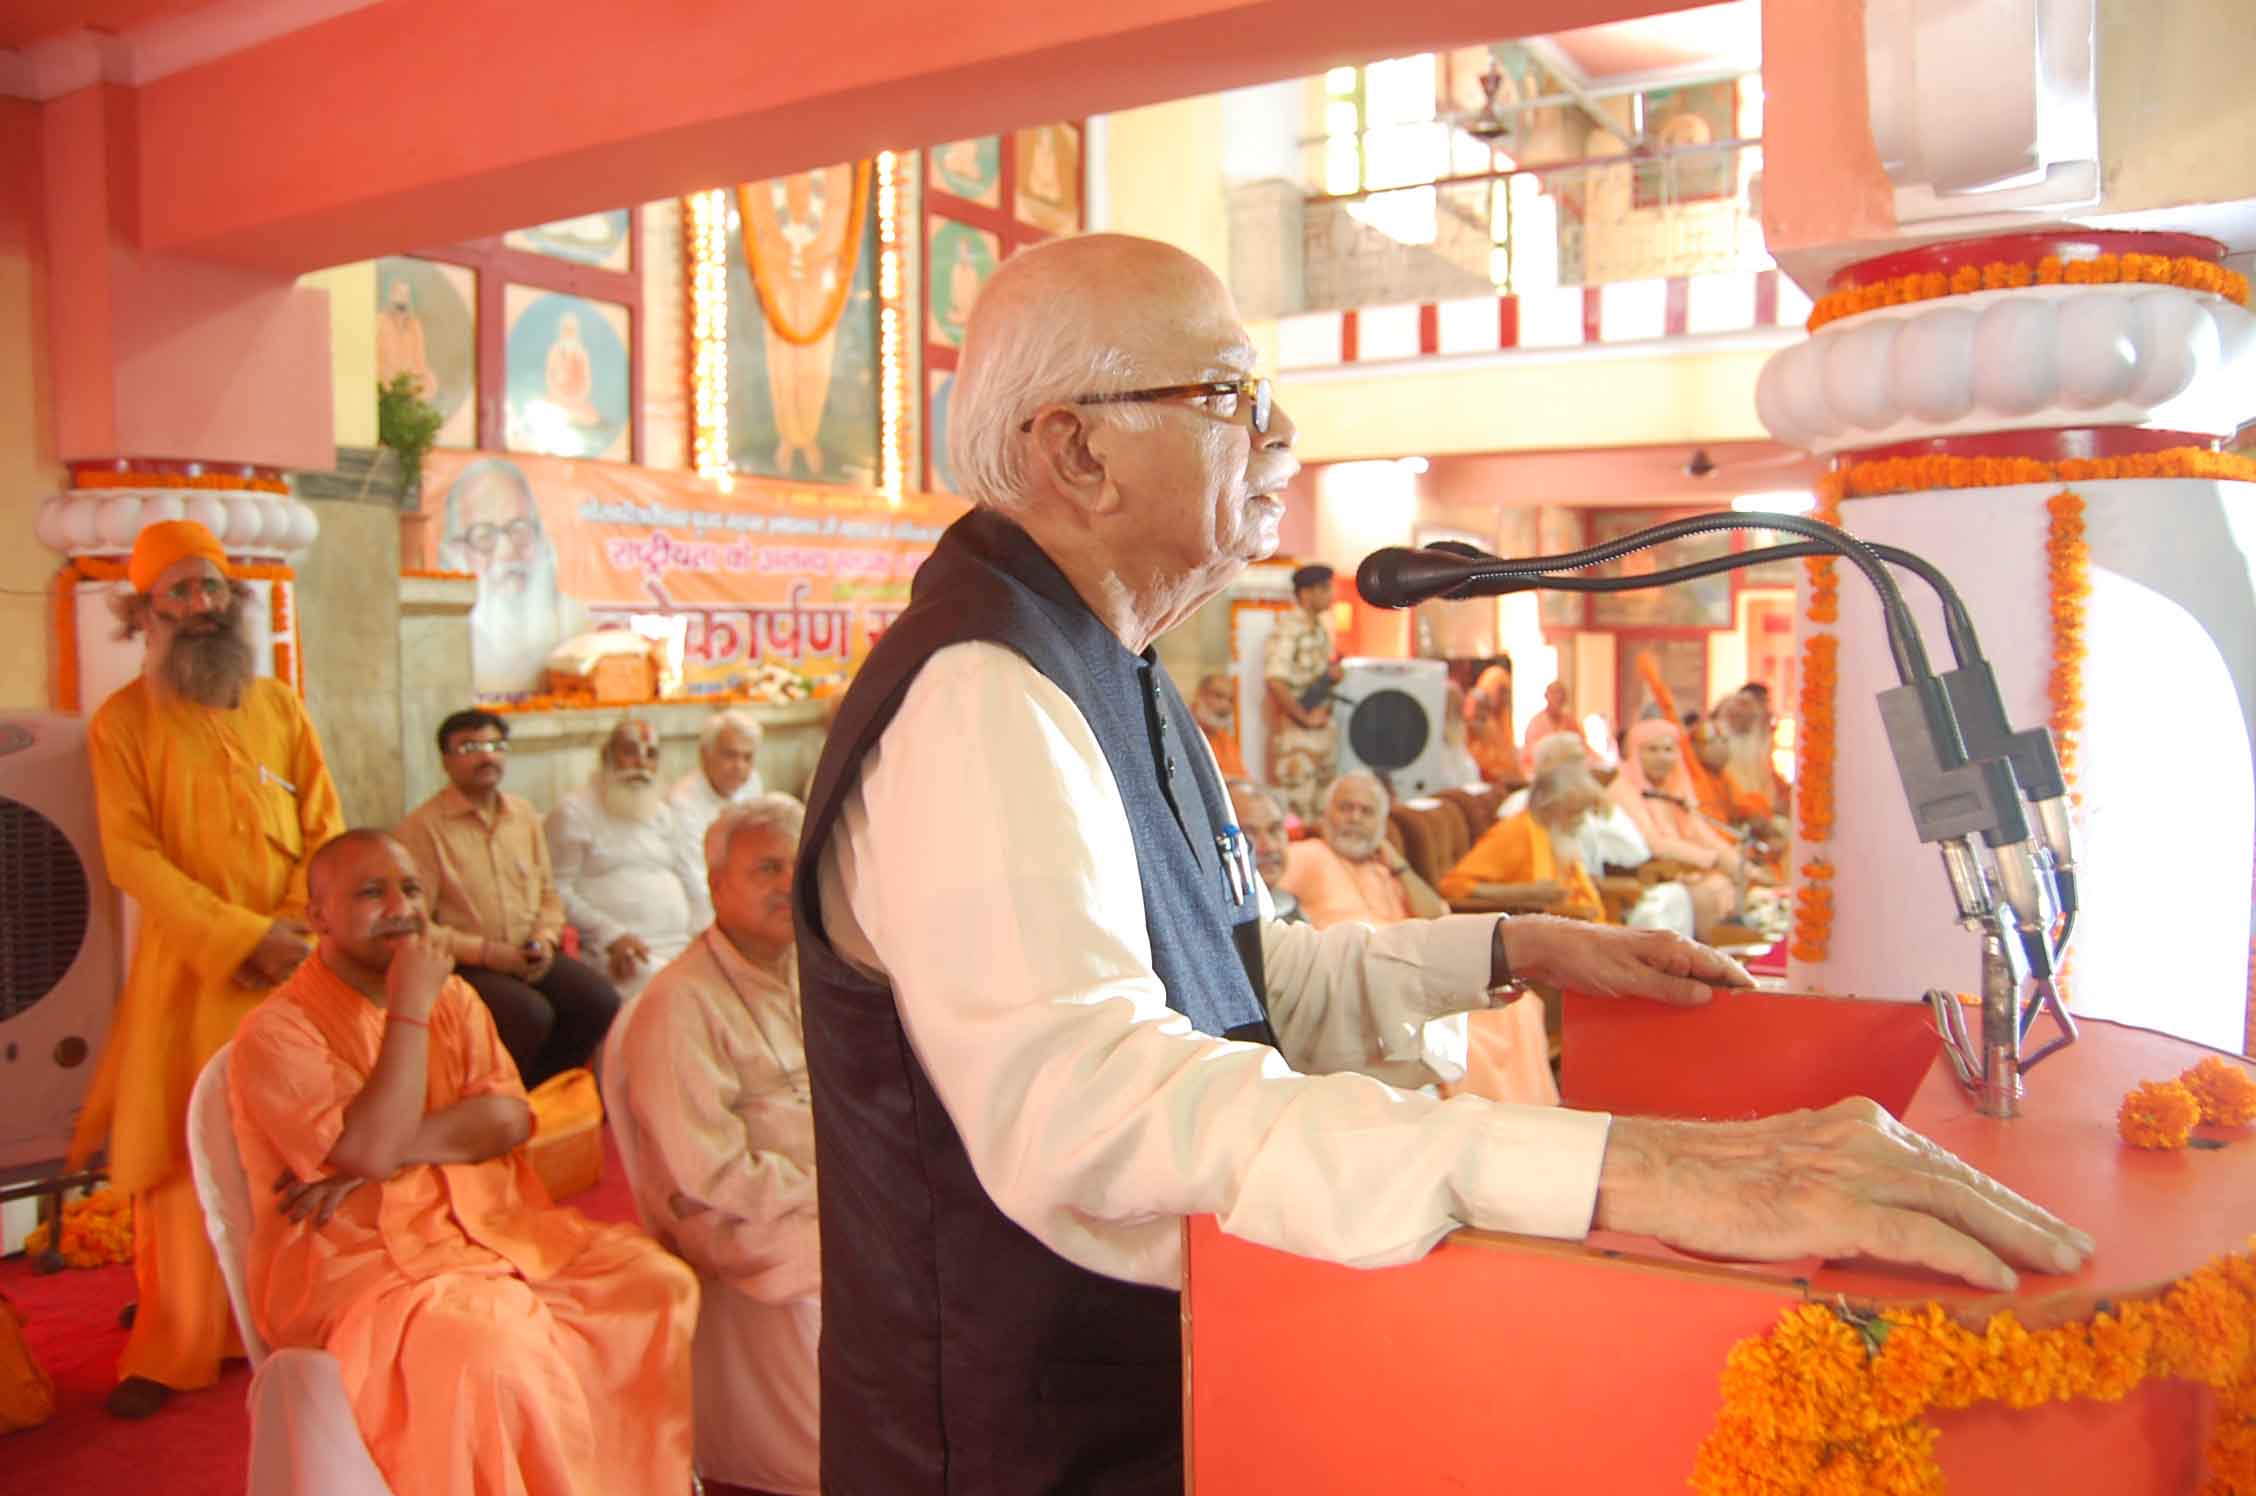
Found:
[793,508,1275,1494]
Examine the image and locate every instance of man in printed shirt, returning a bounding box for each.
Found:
[794,233,2092,1495]
[396,708,621,1084]
[606,794,819,1496]
[228,828,696,1496]
[71,519,345,1419]
[546,716,712,998]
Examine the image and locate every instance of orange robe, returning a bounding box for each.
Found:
[229,957,697,1496]
[72,675,344,1389]
[1279,838,1411,929]
[1437,812,1605,922]
[1200,720,1248,779]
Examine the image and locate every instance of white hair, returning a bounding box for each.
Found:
[1326,769,1390,819]
[947,237,1158,514]
[704,793,805,879]
[699,707,764,753]
[1530,731,1588,776]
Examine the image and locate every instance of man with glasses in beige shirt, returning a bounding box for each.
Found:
[395,708,622,1083]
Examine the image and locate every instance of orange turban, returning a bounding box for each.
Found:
[127,521,231,595]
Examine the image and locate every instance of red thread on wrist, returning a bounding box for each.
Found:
[388,1011,431,1029]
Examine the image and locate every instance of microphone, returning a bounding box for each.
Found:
[1356,547,1530,608]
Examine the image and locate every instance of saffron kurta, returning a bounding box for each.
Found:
[1437,811,1606,922]
[74,675,344,1388]
[608,930,820,1495]
[229,957,697,1496]
[1278,837,1413,930]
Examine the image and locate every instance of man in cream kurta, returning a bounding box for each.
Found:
[608,795,818,1495]
[72,520,345,1419]
[666,708,768,868]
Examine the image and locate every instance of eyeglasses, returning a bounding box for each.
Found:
[1018,377,1273,435]
[446,739,510,756]
[456,519,540,555]
[155,576,230,607]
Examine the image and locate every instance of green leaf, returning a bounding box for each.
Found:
[2187,1136,2229,1151]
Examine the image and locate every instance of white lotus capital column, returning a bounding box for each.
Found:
[35,460,324,714]
[1756,230,2256,1052]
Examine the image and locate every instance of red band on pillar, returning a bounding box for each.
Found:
[1840,427,2224,465]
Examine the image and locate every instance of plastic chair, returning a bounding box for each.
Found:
[185,1045,395,1496]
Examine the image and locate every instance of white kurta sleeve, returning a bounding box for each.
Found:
[622,973,820,1302]
[1257,913,1499,1078]
[818,643,1612,1290]
[671,806,716,934]
[544,794,627,954]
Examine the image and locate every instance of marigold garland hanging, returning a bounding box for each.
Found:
[1806,253,2251,334]
[1791,479,1846,964]
[1836,448,2256,502]
[738,161,874,348]
[1691,1238,2256,1494]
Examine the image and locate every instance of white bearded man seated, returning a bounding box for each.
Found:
[605,794,820,1495]
[546,716,712,998]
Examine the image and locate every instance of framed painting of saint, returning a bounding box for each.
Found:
[505,212,633,272]
[502,287,631,462]
[928,137,1002,209]
[1635,81,1737,208]
[927,217,1001,350]
[727,162,880,486]
[374,256,478,450]
[1012,123,1081,235]
[1586,507,1734,629]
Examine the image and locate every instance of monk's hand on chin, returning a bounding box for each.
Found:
[385,928,455,1021]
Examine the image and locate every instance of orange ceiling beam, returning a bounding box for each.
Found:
[125,0,1673,272]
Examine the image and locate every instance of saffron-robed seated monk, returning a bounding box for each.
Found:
[227,829,697,1496]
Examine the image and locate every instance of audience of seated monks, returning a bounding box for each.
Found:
[605,794,820,1495]
[1502,732,1697,939]
[546,716,714,998]
[1278,769,1449,929]
[226,828,698,1496]
[1607,718,1774,932]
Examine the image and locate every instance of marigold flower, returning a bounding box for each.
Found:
[2180,1056,2256,1127]
[2119,1079,2201,1148]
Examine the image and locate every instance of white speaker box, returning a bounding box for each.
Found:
[0,713,123,1171]
[1333,657,1452,800]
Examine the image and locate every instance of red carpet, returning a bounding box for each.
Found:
[0,1128,774,1494]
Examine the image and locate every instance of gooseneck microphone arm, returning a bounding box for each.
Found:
[1356,513,2080,1118]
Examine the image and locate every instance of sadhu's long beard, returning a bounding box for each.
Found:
[157,612,257,708]
[599,771,664,824]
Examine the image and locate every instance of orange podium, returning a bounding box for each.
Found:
[1183,989,2254,1493]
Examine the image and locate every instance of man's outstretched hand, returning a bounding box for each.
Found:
[1500,917,1750,1007]
[1596,1099,2094,1292]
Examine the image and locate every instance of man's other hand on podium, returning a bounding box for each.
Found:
[1592,1098,2094,1291]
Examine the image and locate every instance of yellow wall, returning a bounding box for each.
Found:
[2097,0,2256,217]
[1,102,59,712]
[299,262,376,450]
[1101,95,1231,275]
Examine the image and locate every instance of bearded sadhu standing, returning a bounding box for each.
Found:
[67,520,345,1418]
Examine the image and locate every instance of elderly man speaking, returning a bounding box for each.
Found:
[795,235,2091,1494]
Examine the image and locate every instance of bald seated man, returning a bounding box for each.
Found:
[227,829,697,1496]
[793,233,2092,1495]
